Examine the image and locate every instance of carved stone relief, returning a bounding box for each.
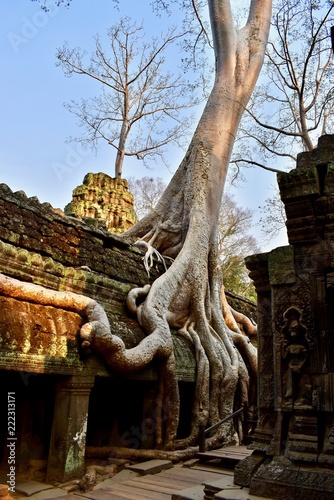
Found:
[280,307,312,410]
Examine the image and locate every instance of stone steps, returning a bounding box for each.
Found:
[196,446,253,469]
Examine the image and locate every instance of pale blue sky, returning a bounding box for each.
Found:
[0,1,288,252]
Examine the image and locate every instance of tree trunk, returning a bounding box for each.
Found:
[113,0,272,449]
[0,0,272,456]
[114,85,129,178]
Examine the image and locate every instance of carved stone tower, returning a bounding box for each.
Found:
[64,172,137,234]
[235,134,334,498]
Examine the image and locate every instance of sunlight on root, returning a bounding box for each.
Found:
[80,322,95,348]
[134,240,173,276]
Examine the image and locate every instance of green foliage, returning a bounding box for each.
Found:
[222,256,257,302]
[218,193,259,302]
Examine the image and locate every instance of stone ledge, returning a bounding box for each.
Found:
[125,459,173,475]
[213,489,274,499]
[204,475,239,496]
[28,488,69,499]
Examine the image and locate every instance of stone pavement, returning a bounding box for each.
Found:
[1,459,272,500]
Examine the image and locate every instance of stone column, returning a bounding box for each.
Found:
[141,385,159,449]
[46,375,94,483]
[246,252,276,452]
[234,253,274,487]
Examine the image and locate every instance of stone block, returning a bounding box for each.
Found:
[234,453,267,487]
[28,488,69,499]
[278,167,320,200]
[182,459,200,468]
[268,246,295,286]
[15,481,53,496]
[126,459,173,475]
[93,469,139,488]
[171,484,205,500]
[249,458,299,500]
[294,467,334,499]
[204,475,240,498]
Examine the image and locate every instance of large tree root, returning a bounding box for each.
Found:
[85,445,199,463]
[0,273,179,450]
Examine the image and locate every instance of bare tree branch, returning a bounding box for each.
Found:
[57,17,198,178]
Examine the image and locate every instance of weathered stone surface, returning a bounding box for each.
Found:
[203,475,239,497]
[241,135,334,498]
[64,172,137,234]
[296,134,334,169]
[268,246,295,286]
[0,180,257,484]
[15,480,53,496]
[213,489,273,499]
[249,458,298,500]
[125,459,173,475]
[295,466,334,499]
[46,375,94,483]
[0,183,141,282]
[0,296,81,357]
[28,487,69,499]
[93,469,139,488]
[234,452,267,487]
[171,484,205,500]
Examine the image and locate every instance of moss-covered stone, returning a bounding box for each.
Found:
[64,172,137,234]
[268,245,295,286]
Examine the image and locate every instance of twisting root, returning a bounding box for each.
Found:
[175,323,210,449]
[134,240,173,276]
[126,284,151,317]
[221,284,242,333]
[230,306,257,336]
[221,284,257,337]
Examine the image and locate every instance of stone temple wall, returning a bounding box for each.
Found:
[235,134,334,499]
[0,181,256,482]
[0,183,194,482]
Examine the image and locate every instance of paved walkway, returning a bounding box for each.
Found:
[2,451,270,500]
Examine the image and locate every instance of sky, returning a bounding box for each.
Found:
[0,0,289,253]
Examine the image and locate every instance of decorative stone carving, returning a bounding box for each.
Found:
[64,172,137,234]
[235,135,334,498]
[280,307,312,409]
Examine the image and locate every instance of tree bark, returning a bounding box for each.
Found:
[1,0,272,455]
[114,0,273,449]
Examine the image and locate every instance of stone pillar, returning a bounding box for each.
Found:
[46,375,94,483]
[141,385,159,449]
[234,253,274,487]
[246,253,276,453]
